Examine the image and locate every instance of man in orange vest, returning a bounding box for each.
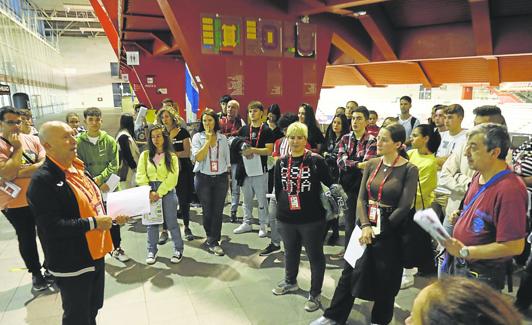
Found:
[27,121,128,325]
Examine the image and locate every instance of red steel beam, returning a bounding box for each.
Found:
[356,10,397,61]
[469,0,493,55]
[291,0,390,16]
[411,62,435,88]
[350,65,374,87]
[89,0,118,55]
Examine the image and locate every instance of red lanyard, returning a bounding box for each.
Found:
[208,136,220,161]
[366,155,400,202]
[286,151,308,194]
[249,124,263,146]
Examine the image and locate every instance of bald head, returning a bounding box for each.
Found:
[39,121,77,164]
[39,121,70,145]
[226,100,240,119]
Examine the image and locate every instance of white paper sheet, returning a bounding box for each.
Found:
[413,208,451,246]
[344,226,366,268]
[141,200,164,225]
[106,185,151,218]
[242,153,263,177]
[101,174,121,201]
[134,106,147,131]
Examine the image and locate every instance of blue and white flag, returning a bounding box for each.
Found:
[185,63,199,123]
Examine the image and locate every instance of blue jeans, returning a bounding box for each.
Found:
[230,164,241,213]
[195,173,229,245]
[242,172,269,226]
[147,185,183,254]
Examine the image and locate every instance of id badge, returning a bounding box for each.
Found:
[210,160,219,173]
[368,204,380,224]
[95,203,104,216]
[288,194,301,211]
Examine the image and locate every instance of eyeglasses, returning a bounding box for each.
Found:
[4,120,22,125]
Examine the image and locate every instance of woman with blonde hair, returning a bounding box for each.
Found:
[272,122,333,312]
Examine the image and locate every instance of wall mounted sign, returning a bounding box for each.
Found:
[126,51,140,66]
[201,14,243,55]
[146,76,154,84]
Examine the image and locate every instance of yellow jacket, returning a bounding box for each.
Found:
[136,151,179,196]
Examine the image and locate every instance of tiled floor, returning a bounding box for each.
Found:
[1,207,531,325]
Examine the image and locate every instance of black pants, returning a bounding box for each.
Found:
[56,258,105,325]
[195,173,228,245]
[3,206,42,275]
[279,219,326,297]
[110,224,121,249]
[324,263,395,325]
[516,245,532,310]
[344,191,357,249]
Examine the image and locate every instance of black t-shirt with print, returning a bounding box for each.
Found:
[274,153,333,224]
[239,123,274,173]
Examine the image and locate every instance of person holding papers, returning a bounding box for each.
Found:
[233,101,274,237]
[137,124,183,264]
[191,110,230,256]
[312,123,418,325]
[76,107,129,262]
[271,122,333,312]
[27,121,128,325]
[0,106,48,291]
[442,123,527,291]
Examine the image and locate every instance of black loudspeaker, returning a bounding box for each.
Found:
[12,92,30,109]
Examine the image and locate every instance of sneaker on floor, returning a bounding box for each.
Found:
[184,228,194,241]
[32,273,48,291]
[304,295,322,312]
[146,252,157,265]
[259,243,281,256]
[233,223,252,234]
[400,274,414,289]
[272,280,299,295]
[329,250,345,261]
[208,244,225,256]
[170,251,183,264]
[309,316,339,325]
[158,231,169,245]
[112,248,130,262]
[258,225,268,238]
[230,211,238,223]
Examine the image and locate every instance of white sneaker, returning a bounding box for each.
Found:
[112,248,130,262]
[233,223,252,234]
[309,316,339,325]
[146,252,157,265]
[400,273,414,289]
[258,225,268,238]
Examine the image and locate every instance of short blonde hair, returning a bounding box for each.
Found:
[286,122,308,139]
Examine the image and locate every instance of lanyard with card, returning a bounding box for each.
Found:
[249,124,264,147]
[208,138,220,173]
[285,152,308,211]
[366,155,400,234]
[461,169,511,215]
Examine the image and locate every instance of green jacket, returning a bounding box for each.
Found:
[76,130,118,185]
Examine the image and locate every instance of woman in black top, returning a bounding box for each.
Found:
[298,103,325,152]
[157,107,195,241]
[321,113,350,245]
[312,123,418,325]
[272,122,333,313]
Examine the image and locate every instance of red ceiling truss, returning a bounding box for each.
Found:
[92,0,532,111]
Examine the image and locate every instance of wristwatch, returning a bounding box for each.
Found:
[459,246,470,258]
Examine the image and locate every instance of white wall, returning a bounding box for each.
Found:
[59,37,119,110]
[316,84,532,134]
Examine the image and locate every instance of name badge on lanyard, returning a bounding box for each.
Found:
[209,138,220,173]
[288,194,301,211]
[286,153,307,211]
[368,203,381,235]
[95,202,105,216]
